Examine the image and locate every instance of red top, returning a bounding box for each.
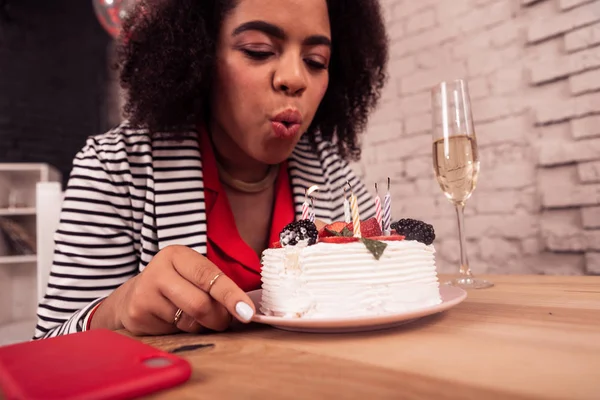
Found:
[198,130,296,292]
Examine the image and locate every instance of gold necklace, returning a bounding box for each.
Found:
[216,162,279,193]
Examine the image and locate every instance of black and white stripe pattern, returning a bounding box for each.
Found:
[33,122,375,339]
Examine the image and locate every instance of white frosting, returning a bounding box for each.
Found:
[260,240,442,318]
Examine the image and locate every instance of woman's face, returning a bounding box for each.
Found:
[210,0,331,165]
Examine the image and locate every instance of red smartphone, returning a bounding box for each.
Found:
[0,329,192,400]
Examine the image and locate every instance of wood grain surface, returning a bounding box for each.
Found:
[128,275,600,399]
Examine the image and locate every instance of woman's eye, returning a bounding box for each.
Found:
[305,59,327,70]
[241,48,328,70]
[242,49,274,60]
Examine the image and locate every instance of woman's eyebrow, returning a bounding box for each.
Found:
[232,20,331,47]
[303,35,331,47]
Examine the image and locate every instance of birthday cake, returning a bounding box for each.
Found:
[259,217,441,319]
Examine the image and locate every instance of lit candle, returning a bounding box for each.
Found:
[374,183,382,230]
[350,189,361,238]
[343,184,351,223]
[382,177,392,235]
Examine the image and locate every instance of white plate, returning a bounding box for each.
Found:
[247,285,467,333]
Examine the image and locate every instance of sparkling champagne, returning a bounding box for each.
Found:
[432,135,479,204]
[431,79,493,289]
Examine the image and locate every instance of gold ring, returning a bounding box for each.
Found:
[173,308,183,325]
[208,272,224,292]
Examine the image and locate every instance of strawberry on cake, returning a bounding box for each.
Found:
[259,217,441,319]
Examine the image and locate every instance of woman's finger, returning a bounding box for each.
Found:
[168,246,256,323]
[171,305,230,334]
[171,308,207,334]
[158,267,232,332]
[174,312,207,334]
[145,293,207,334]
[124,310,179,336]
[122,280,180,336]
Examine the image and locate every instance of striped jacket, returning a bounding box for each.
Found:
[33,122,376,339]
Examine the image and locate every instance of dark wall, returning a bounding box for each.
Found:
[0,0,112,187]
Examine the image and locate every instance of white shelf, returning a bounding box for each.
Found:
[0,163,62,330]
[0,255,37,265]
[0,208,36,216]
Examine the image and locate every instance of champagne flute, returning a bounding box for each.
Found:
[431,79,493,289]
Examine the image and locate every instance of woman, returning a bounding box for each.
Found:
[34,0,388,339]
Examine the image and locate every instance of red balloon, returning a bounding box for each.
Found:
[93,0,137,38]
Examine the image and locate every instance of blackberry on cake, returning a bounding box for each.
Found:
[279,220,318,247]
[391,218,435,245]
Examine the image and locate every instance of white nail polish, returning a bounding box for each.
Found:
[235,302,254,322]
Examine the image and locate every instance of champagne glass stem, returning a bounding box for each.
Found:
[455,202,472,278]
[448,200,493,289]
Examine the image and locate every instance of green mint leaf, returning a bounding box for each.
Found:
[340,227,354,237]
[324,226,353,237]
[360,238,387,260]
[325,227,343,237]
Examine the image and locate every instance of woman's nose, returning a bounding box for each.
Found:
[273,53,307,96]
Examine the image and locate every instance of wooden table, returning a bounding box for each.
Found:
[131,275,600,399]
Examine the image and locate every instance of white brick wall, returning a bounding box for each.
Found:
[582,206,600,227]
[565,21,600,51]
[571,115,600,138]
[360,0,600,275]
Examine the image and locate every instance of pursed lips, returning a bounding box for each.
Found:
[270,109,303,139]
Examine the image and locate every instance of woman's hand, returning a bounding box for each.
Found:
[91,245,256,335]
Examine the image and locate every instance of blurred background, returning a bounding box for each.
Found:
[357,0,600,276]
[0,0,599,343]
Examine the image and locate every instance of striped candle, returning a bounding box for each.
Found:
[374,183,382,230]
[343,196,351,223]
[382,178,392,235]
[303,185,319,221]
[302,203,310,220]
[301,192,310,220]
[350,193,361,237]
[343,183,352,223]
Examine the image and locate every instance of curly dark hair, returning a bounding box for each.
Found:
[117,0,388,161]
